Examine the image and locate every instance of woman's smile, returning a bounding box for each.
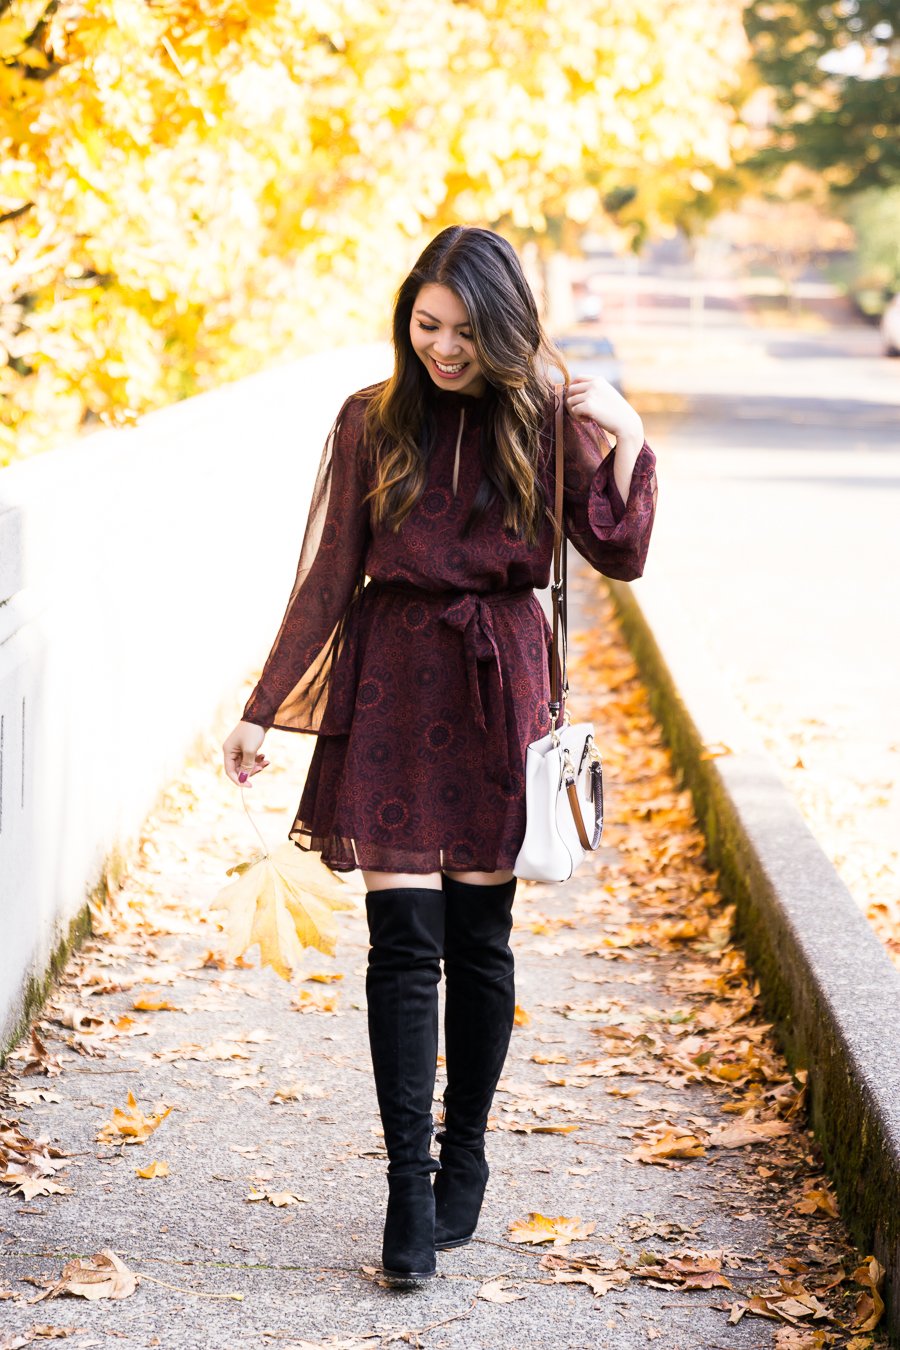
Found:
[431,356,469,380]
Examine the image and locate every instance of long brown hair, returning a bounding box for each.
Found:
[364,226,566,545]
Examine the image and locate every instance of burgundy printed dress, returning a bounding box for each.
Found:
[242,384,657,873]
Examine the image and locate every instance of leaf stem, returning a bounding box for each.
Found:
[240,784,270,859]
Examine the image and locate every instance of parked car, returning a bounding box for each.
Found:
[880,293,900,356]
[552,334,624,392]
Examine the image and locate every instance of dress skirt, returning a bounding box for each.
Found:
[292,581,554,873]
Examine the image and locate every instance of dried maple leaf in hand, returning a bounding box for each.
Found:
[29,1250,137,1303]
[507,1213,596,1247]
[213,842,355,977]
[851,1256,885,1333]
[135,1160,169,1179]
[794,1189,839,1218]
[96,1092,171,1145]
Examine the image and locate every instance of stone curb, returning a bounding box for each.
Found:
[604,574,900,1338]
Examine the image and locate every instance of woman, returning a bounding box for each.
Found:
[222,225,656,1281]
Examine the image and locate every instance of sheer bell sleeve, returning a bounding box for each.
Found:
[241,395,372,733]
[561,408,657,581]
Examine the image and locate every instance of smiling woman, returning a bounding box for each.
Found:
[411,287,485,392]
[221,224,657,1285]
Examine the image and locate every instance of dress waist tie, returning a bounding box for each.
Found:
[374,583,535,792]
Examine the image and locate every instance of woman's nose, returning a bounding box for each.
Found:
[433,330,461,357]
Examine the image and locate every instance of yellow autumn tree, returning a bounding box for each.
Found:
[0,0,748,461]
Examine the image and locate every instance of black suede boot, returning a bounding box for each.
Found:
[366,888,444,1280]
[434,874,516,1250]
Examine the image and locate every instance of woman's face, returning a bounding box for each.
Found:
[409,284,487,396]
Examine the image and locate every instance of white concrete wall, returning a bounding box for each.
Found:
[0,344,392,1044]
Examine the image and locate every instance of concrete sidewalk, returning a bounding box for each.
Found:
[0,587,860,1350]
[606,317,900,950]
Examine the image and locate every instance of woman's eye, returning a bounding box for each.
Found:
[418,323,438,332]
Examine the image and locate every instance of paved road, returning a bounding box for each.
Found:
[596,315,900,938]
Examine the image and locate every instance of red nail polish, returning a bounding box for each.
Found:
[239,772,248,784]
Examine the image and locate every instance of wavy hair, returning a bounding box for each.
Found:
[364,226,566,545]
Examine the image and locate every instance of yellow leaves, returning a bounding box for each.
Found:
[214,841,355,979]
[135,1160,169,1179]
[513,1004,531,1027]
[305,972,343,983]
[96,1092,171,1145]
[28,1251,138,1303]
[507,1213,596,1247]
[0,0,749,459]
[291,988,340,1015]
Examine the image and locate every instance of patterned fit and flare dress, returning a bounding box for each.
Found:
[241,383,657,874]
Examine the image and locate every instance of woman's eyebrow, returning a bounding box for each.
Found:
[414,308,471,328]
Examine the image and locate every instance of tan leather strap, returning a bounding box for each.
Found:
[549,383,566,724]
[566,779,591,850]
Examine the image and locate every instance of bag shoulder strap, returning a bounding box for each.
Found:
[548,384,567,728]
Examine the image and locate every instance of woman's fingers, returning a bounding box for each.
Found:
[222,722,267,785]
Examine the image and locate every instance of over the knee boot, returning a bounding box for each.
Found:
[366,888,444,1280]
[434,874,516,1250]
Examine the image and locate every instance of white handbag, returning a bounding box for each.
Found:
[513,385,604,883]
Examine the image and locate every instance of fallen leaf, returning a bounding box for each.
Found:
[17,1029,63,1078]
[706,1120,793,1148]
[507,1213,595,1247]
[8,1090,62,1106]
[514,1005,531,1027]
[794,1189,839,1218]
[532,1053,568,1065]
[29,1251,137,1303]
[551,1267,629,1297]
[245,1189,309,1206]
[628,1131,706,1164]
[291,989,340,1015]
[269,1083,327,1103]
[132,996,181,1012]
[6,1174,72,1201]
[96,1092,171,1145]
[477,1279,526,1304]
[851,1257,885,1333]
[135,1161,169,1179]
[304,972,343,983]
[213,841,355,977]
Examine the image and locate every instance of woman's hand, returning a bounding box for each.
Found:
[223,721,270,786]
[566,377,644,503]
